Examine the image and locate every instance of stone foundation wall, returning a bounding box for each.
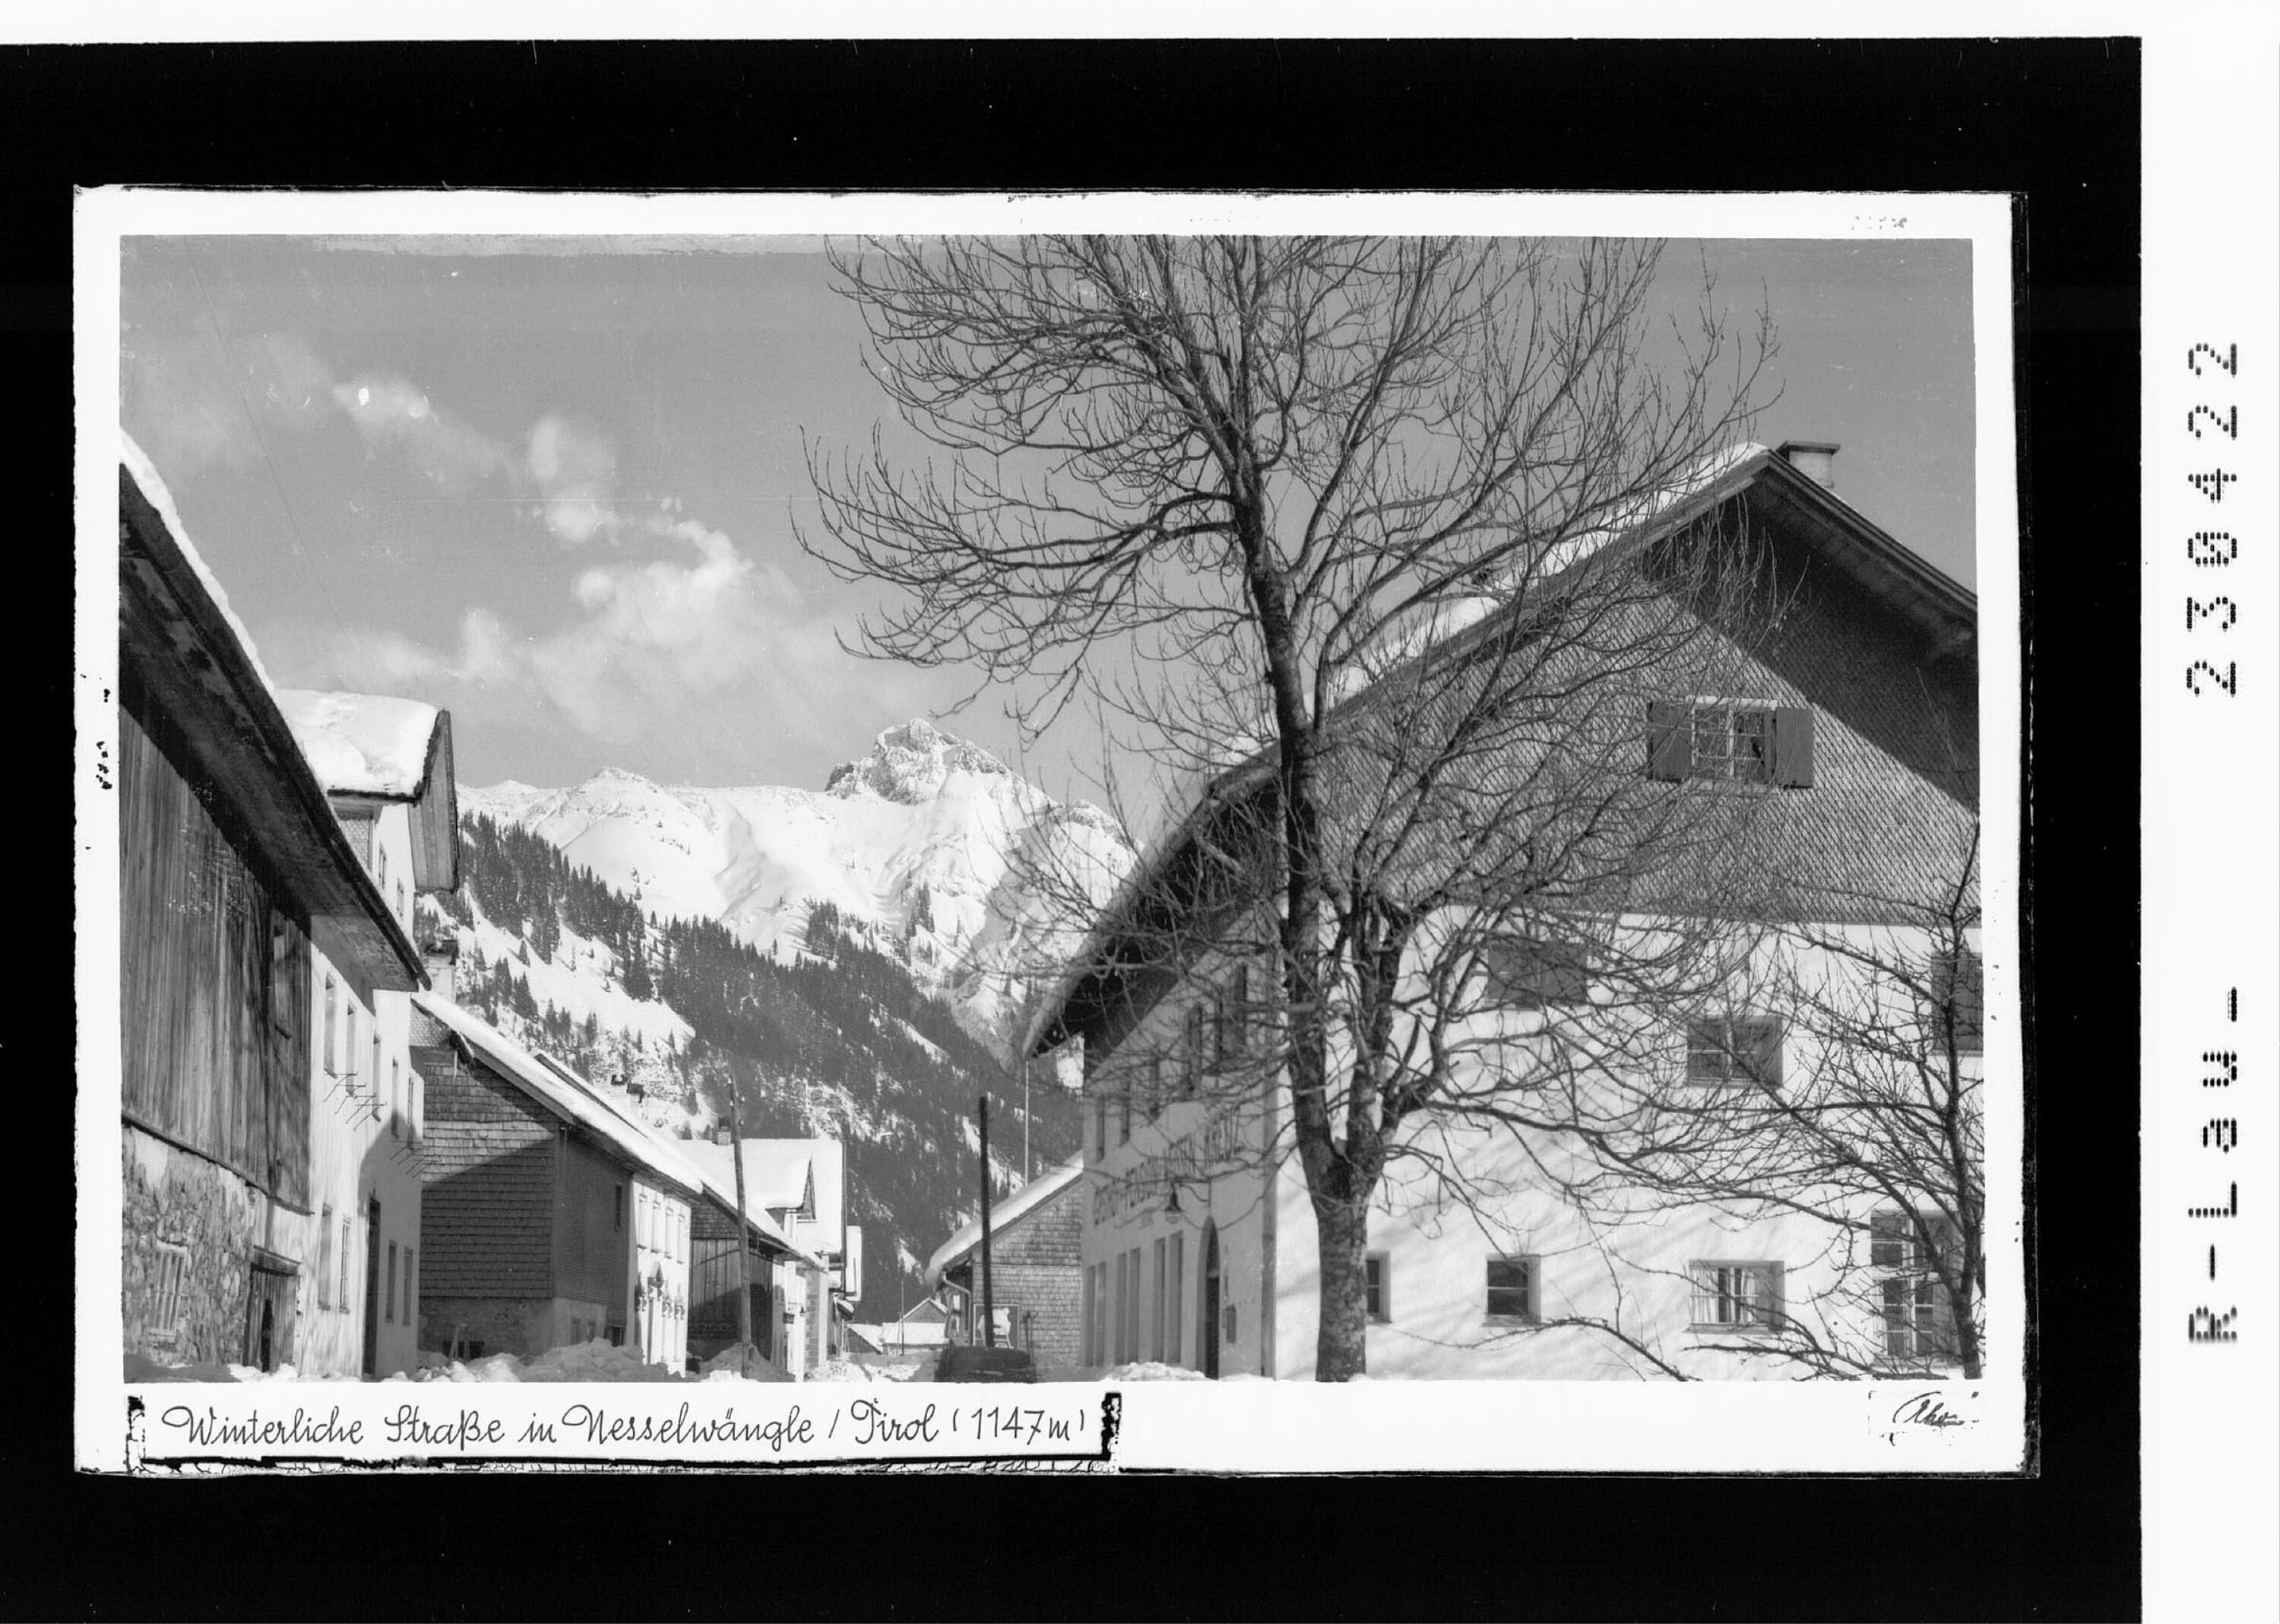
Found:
[122,1125,260,1367]
[417,1295,553,1363]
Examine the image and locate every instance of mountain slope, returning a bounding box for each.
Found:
[460,718,1135,1052]
[432,811,1084,1319]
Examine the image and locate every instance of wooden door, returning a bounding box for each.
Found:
[1201,1223,1221,1379]
[361,1198,382,1377]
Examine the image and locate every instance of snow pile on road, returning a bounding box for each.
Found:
[1099,1361,1208,1382]
[698,1343,793,1382]
[126,1354,360,1384]
[411,1340,678,1383]
[808,1356,929,1384]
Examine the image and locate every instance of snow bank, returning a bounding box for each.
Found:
[275,689,441,798]
[125,1354,364,1384]
[698,1343,793,1382]
[1100,1361,1208,1382]
[807,1356,929,1384]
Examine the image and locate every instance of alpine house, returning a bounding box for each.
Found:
[1020,441,1987,1381]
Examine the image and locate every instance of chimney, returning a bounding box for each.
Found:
[1777,440,1840,491]
[420,929,461,1002]
[713,1124,735,1147]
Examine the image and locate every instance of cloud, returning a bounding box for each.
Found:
[125,331,340,476]
[333,372,506,488]
[522,413,619,545]
[261,511,833,749]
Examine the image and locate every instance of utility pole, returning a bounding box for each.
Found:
[1023,1056,1032,1182]
[977,1094,996,1349]
[730,1087,753,1379]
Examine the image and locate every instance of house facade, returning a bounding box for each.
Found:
[117,443,427,1373]
[682,1138,860,1375]
[410,992,714,1365]
[925,1157,1085,1369]
[1031,441,1986,1381]
[278,690,461,1379]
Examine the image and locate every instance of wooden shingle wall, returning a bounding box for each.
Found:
[413,1042,556,1298]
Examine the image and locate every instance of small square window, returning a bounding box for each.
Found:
[1688,1262,1783,1331]
[1479,936,1592,1010]
[1485,1255,1537,1321]
[1365,1254,1390,1323]
[1685,1015,1784,1087]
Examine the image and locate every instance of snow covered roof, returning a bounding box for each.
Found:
[275,689,461,893]
[411,992,820,1268]
[119,438,425,997]
[276,689,442,799]
[924,1156,1084,1289]
[121,432,283,700]
[681,1139,838,1225]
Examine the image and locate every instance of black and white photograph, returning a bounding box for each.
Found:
[79,189,2023,1474]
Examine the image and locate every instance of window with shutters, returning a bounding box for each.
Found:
[1689,1262,1784,1331]
[1094,1095,1108,1157]
[1685,1015,1785,1087]
[1484,1255,1538,1322]
[1927,948,1985,1056]
[1118,1081,1131,1144]
[1870,1209,1962,1362]
[1145,1054,1164,1122]
[1647,698,1815,787]
[1366,1253,1392,1322]
[323,978,340,1075]
[1479,936,1592,1009]
[385,1241,397,1322]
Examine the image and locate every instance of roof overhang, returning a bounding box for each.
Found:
[119,464,425,998]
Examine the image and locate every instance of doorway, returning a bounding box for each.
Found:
[1200,1221,1221,1379]
[362,1198,382,1377]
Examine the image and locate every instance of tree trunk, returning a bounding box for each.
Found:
[1313,1192,1371,1382]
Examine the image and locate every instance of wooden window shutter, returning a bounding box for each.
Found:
[1771,705,1816,787]
[1645,699,1690,781]
[1743,1018,1784,1087]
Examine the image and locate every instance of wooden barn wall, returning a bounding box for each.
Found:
[118,703,312,1208]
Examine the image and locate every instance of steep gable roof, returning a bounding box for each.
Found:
[1022,442,1979,1060]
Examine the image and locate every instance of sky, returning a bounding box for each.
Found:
[118,233,1976,812]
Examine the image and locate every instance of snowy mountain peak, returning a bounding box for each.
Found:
[825,717,1012,806]
[456,725,1137,1054]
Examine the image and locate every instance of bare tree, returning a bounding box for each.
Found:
[804,235,1777,1379]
